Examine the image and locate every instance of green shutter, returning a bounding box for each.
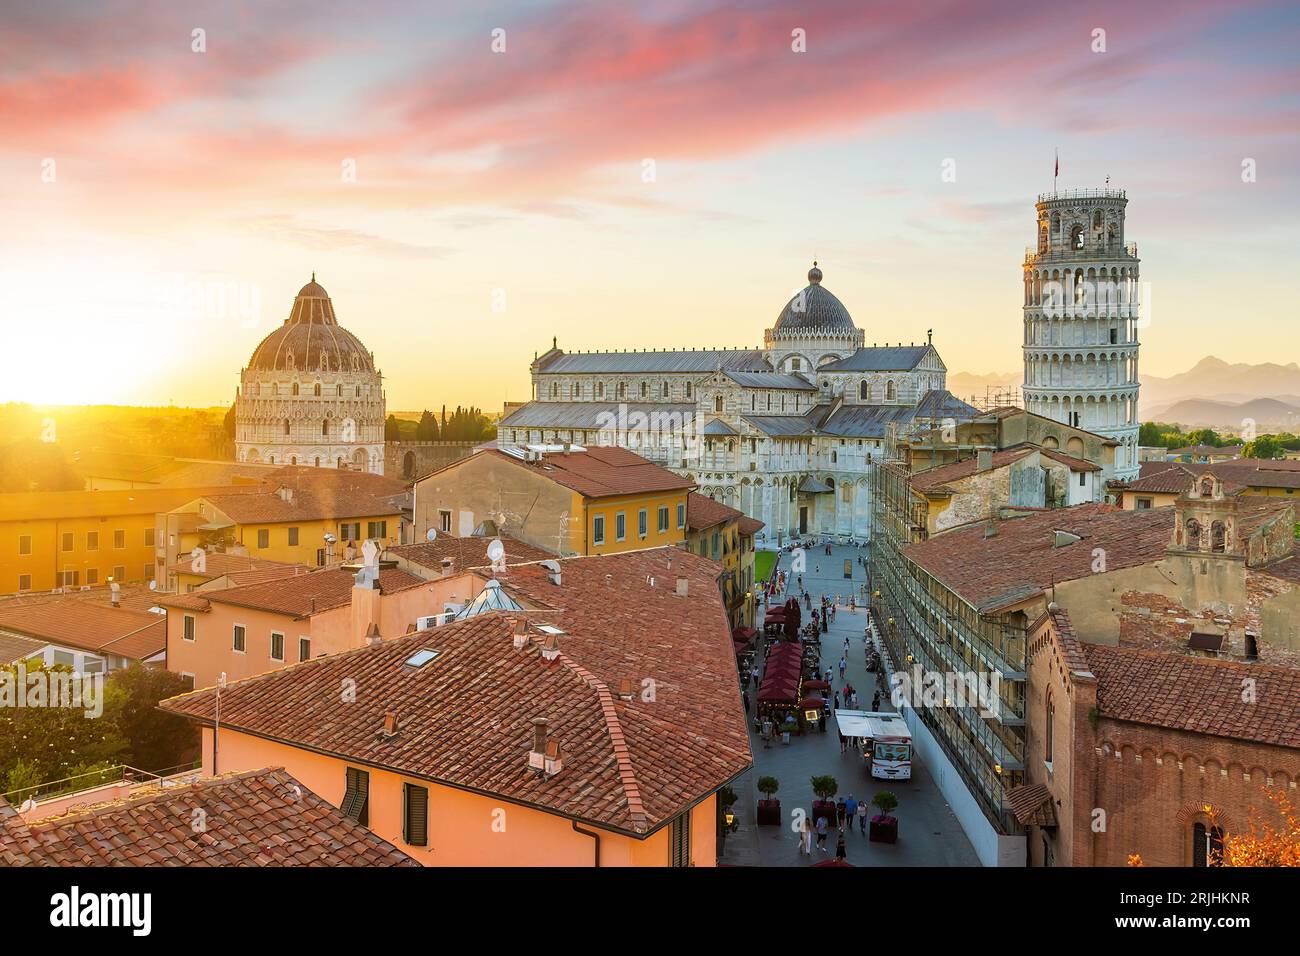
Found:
[670,812,691,867]
[340,767,369,825]
[403,783,429,847]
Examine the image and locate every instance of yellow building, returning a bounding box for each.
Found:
[1120,459,1300,511]
[0,485,254,595]
[412,445,693,557]
[684,492,763,629]
[160,476,406,588]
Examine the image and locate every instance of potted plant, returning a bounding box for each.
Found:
[781,715,797,742]
[870,790,899,843]
[810,775,838,827]
[756,776,781,826]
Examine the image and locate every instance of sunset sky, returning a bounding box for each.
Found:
[1,0,1297,410]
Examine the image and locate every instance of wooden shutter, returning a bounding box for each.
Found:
[340,767,369,825]
[403,783,429,847]
[669,812,691,867]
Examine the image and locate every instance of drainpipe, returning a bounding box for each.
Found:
[571,819,601,867]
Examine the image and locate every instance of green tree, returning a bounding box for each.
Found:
[1243,435,1286,460]
[416,410,440,442]
[384,414,401,441]
[106,665,199,774]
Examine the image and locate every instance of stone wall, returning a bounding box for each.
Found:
[385,441,478,481]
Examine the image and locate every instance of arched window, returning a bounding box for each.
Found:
[1045,691,1055,764]
[322,419,329,436]
[292,382,300,396]
[337,384,343,396]
[313,383,321,396]
[1092,210,1102,230]
[685,382,692,399]
[1211,521,1226,553]
[714,396,723,413]
[1185,518,1203,549]
[355,386,361,397]
[284,419,291,436]
[662,381,669,398]
[314,457,321,467]
[1192,822,1224,867]
[596,382,605,398]
[617,382,626,399]
[885,381,897,402]
[1070,224,1085,250]
[640,382,648,398]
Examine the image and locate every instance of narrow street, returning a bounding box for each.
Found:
[721,543,979,867]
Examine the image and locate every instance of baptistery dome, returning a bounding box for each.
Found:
[234,276,386,474]
[246,277,376,373]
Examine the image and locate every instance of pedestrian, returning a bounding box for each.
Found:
[836,797,847,828]
[815,814,829,851]
[857,799,869,833]
[834,692,841,709]
[872,691,881,711]
[838,730,847,754]
[798,817,812,856]
[742,689,750,713]
[839,657,847,678]
[844,637,850,653]
[845,793,858,823]
[836,829,847,861]
[831,605,837,622]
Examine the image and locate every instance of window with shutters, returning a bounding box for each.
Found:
[232,624,246,653]
[669,812,691,867]
[403,782,429,847]
[183,615,195,642]
[340,767,369,825]
[257,529,269,549]
[299,636,311,662]
[270,632,284,661]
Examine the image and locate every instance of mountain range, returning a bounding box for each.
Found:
[947,357,1300,431]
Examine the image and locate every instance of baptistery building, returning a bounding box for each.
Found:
[234,276,386,474]
[499,263,975,542]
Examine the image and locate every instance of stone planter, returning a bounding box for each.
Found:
[756,799,782,827]
[869,815,898,843]
[811,800,837,828]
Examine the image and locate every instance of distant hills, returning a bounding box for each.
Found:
[947,357,1300,430]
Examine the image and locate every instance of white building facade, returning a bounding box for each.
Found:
[1022,189,1142,480]
[234,277,386,474]
[500,264,976,542]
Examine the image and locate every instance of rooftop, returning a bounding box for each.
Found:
[0,768,418,866]
[686,491,745,532]
[909,444,1099,495]
[388,534,553,572]
[486,446,694,499]
[158,566,424,620]
[162,547,751,837]
[903,503,1175,613]
[0,600,166,660]
[1085,643,1300,750]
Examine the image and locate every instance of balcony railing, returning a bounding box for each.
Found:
[1036,187,1127,202]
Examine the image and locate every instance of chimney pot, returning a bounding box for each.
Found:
[529,717,549,771]
[618,677,635,700]
[382,712,400,736]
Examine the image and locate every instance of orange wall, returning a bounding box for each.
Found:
[201,727,717,866]
[167,581,451,690]
[1,514,156,593]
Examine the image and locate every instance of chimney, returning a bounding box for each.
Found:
[676,576,689,597]
[529,718,549,771]
[977,449,993,472]
[544,739,563,776]
[440,557,455,575]
[540,632,561,662]
[512,616,529,650]
[110,582,121,608]
[380,712,400,738]
[365,621,382,646]
[617,677,636,701]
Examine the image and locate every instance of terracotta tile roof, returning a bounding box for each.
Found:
[1084,644,1300,750]
[1006,783,1057,827]
[910,444,1100,496]
[0,632,48,664]
[1207,458,1300,491]
[0,768,418,866]
[165,553,307,580]
[903,504,1175,612]
[1122,463,1198,494]
[388,535,553,572]
[487,446,694,499]
[0,602,166,660]
[686,492,744,531]
[737,516,765,536]
[177,567,424,620]
[162,548,751,836]
[197,486,403,525]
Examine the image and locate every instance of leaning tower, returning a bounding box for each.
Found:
[1022,188,1141,479]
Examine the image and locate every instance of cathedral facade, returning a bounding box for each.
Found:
[499,264,976,542]
[234,277,387,474]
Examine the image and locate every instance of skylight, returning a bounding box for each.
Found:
[405,649,440,667]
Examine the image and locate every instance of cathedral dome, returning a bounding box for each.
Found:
[773,263,857,335]
[246,276,376,373]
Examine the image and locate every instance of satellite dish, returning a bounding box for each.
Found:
[148,580,157,591]
[486,538,505,563]
[426,527,438,542]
